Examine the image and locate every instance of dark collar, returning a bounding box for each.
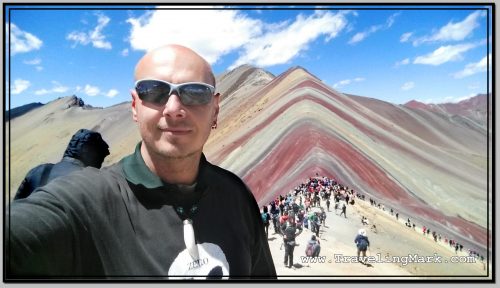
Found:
[121,142,210,191]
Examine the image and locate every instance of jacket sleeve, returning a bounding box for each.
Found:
[13,166,41,200]
[13,164,54,200]
[6,190,76,276]
[13,177,33,201]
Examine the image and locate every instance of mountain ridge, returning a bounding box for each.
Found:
[7,65,490,261]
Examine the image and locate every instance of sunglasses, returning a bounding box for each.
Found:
[135,79,215,106]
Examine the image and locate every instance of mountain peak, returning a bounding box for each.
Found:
[403,94,488,127]
[216,64,275,101]
[404,99,429,110]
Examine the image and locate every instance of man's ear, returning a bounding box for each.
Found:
[131,89,138,122]
[213,92,220,121]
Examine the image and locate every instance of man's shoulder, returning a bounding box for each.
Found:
[204,162,249,191]
[25,163,54,178]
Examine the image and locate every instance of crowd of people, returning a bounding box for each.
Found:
[261,174,360,268]
[261,173,486,269]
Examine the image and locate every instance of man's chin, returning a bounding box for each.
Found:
[155,147,199,160]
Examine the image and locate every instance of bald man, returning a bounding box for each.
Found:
[7,45,276,279]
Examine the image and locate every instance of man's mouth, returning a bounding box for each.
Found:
[160,127,192,135]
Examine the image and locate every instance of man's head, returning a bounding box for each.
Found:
[64,129,110,168]
[131,44,219,160]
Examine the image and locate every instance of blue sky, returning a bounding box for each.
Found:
[6,5,492,109]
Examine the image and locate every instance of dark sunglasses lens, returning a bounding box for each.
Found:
[136,80,171,105]
[179,84,213,105]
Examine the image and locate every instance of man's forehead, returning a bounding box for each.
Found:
[135,47,213,83]
[150,48,177,63]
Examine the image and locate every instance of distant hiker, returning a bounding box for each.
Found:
[304,197,311,212]
[281,216,302,268]
[309,212,320,237]
[261,205,271,239]
[395,213,399,220]
[14,129,110,200]
[305,235,321,257]
[340,203,347,218]
[361,216,369,225]
[279,211,290,234]
[292,202,300,215]
[319,208,327,226]
[303,215,309,230]
[270,201,280,234]
[297,210,305,228]
[279,201,285,216]
[354,228,370,264]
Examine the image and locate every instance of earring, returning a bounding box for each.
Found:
[211,121,217,129]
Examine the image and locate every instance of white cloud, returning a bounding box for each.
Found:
[333,77,365,88]
[401,81,415,91]
[75,84,117,97]
[121,48,129,56]
[413,42,477,66]
[127,9,350,69]
[348,12,400,45]
[9,23,43,55]
[394,58,410,67]
[105,89,119,98]
[349,31,370,45]
[84,84,100,96]
[23,58,41,65]
[230,11,349,69]
[452,54,490,78]
[67,12,112,50]
[34,81,69,95]
[34,89,49,95]
[386,12,400,28]
[11,79,31,94]
[400,32,413,43]
[23,58,44,71]
[127,9,262,64]
[412,11,486,46]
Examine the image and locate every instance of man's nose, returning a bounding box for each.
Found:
[163,92,186,118]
